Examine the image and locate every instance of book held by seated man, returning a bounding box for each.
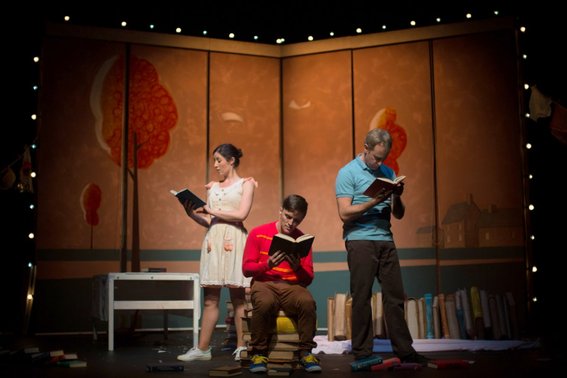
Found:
[170,188,206,208]
[363,175,406,199]
[268,233,315,258]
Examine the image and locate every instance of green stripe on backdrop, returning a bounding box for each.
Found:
[37,248,444,262]
[32,247,524,333]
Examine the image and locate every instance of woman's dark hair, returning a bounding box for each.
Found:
[213,144,243,167]
[282,194,308,216]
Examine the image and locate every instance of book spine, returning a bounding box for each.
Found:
[438,293,450,338]
[470,286,485,339]
[455,290,467,339]
[424,293,434,339]
[327,296,335,341]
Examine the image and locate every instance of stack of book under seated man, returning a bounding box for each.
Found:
[239,307,300,376]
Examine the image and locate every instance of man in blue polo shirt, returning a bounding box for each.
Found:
[335,128,428,367]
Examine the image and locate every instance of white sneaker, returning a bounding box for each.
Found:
[232,346,248,361]
[177,347,212,361]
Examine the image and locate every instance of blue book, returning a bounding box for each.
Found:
[424,293,434,339]
[350,354,383,372]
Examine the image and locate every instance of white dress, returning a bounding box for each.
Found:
[199,178,252,288]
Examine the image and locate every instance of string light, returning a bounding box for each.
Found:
[9,3,547,337]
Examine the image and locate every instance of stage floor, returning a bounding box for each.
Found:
[0,328,560,377]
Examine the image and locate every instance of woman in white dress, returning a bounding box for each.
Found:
[177,143,256,362]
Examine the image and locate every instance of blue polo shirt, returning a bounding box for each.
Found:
[335,154,396,241]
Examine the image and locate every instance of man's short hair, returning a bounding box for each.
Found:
[282,194,308,215]
[365,128,392,150]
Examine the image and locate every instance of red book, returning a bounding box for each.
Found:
[427,359,473,369]
[369,357,401,371]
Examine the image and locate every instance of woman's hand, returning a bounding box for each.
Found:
[184,200,207,216]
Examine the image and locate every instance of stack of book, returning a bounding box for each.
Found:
[22,347,87,368]
[239,308,301,370]
[326,288,518,342]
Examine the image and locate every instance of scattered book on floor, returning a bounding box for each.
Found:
[393,362,422,370]
[208,364,243,376]
[170,188,206,208]
[268,233,315,258]
[62,352,79,360]
[57,359,87,368]
[146,365,184,372]
[369,357,401,371]
[23,347,40,354]
[350,354,383,372]
[427,359,474,369]
[30,351,52,363]
[49,349,65,357]
[363,175,406,199]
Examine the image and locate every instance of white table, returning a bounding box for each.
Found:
[107,272,200,351]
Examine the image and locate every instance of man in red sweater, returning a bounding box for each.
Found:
[242,194,321,373]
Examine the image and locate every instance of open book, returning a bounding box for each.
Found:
[363,175,406,199]
[268,233,314,258]
[170,188,206,208]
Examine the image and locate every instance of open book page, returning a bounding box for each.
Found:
[363,175,406,199]
[268,233,314,258]
[170,188,206,208]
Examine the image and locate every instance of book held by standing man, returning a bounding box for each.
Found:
[268,233,314,258]
[170,188,206,208]
[363,175,406,199]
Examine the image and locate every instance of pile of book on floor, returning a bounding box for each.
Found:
[327,286,520,341]
[349,355,473,371]
[3,346,87,368]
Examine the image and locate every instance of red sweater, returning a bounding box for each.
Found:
[242,222,314,286]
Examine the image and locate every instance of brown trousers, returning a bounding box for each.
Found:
[249,280,317,356]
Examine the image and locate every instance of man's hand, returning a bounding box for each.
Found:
[268,250,286,268]
[392,182,404,196]
[285,253,301,271]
